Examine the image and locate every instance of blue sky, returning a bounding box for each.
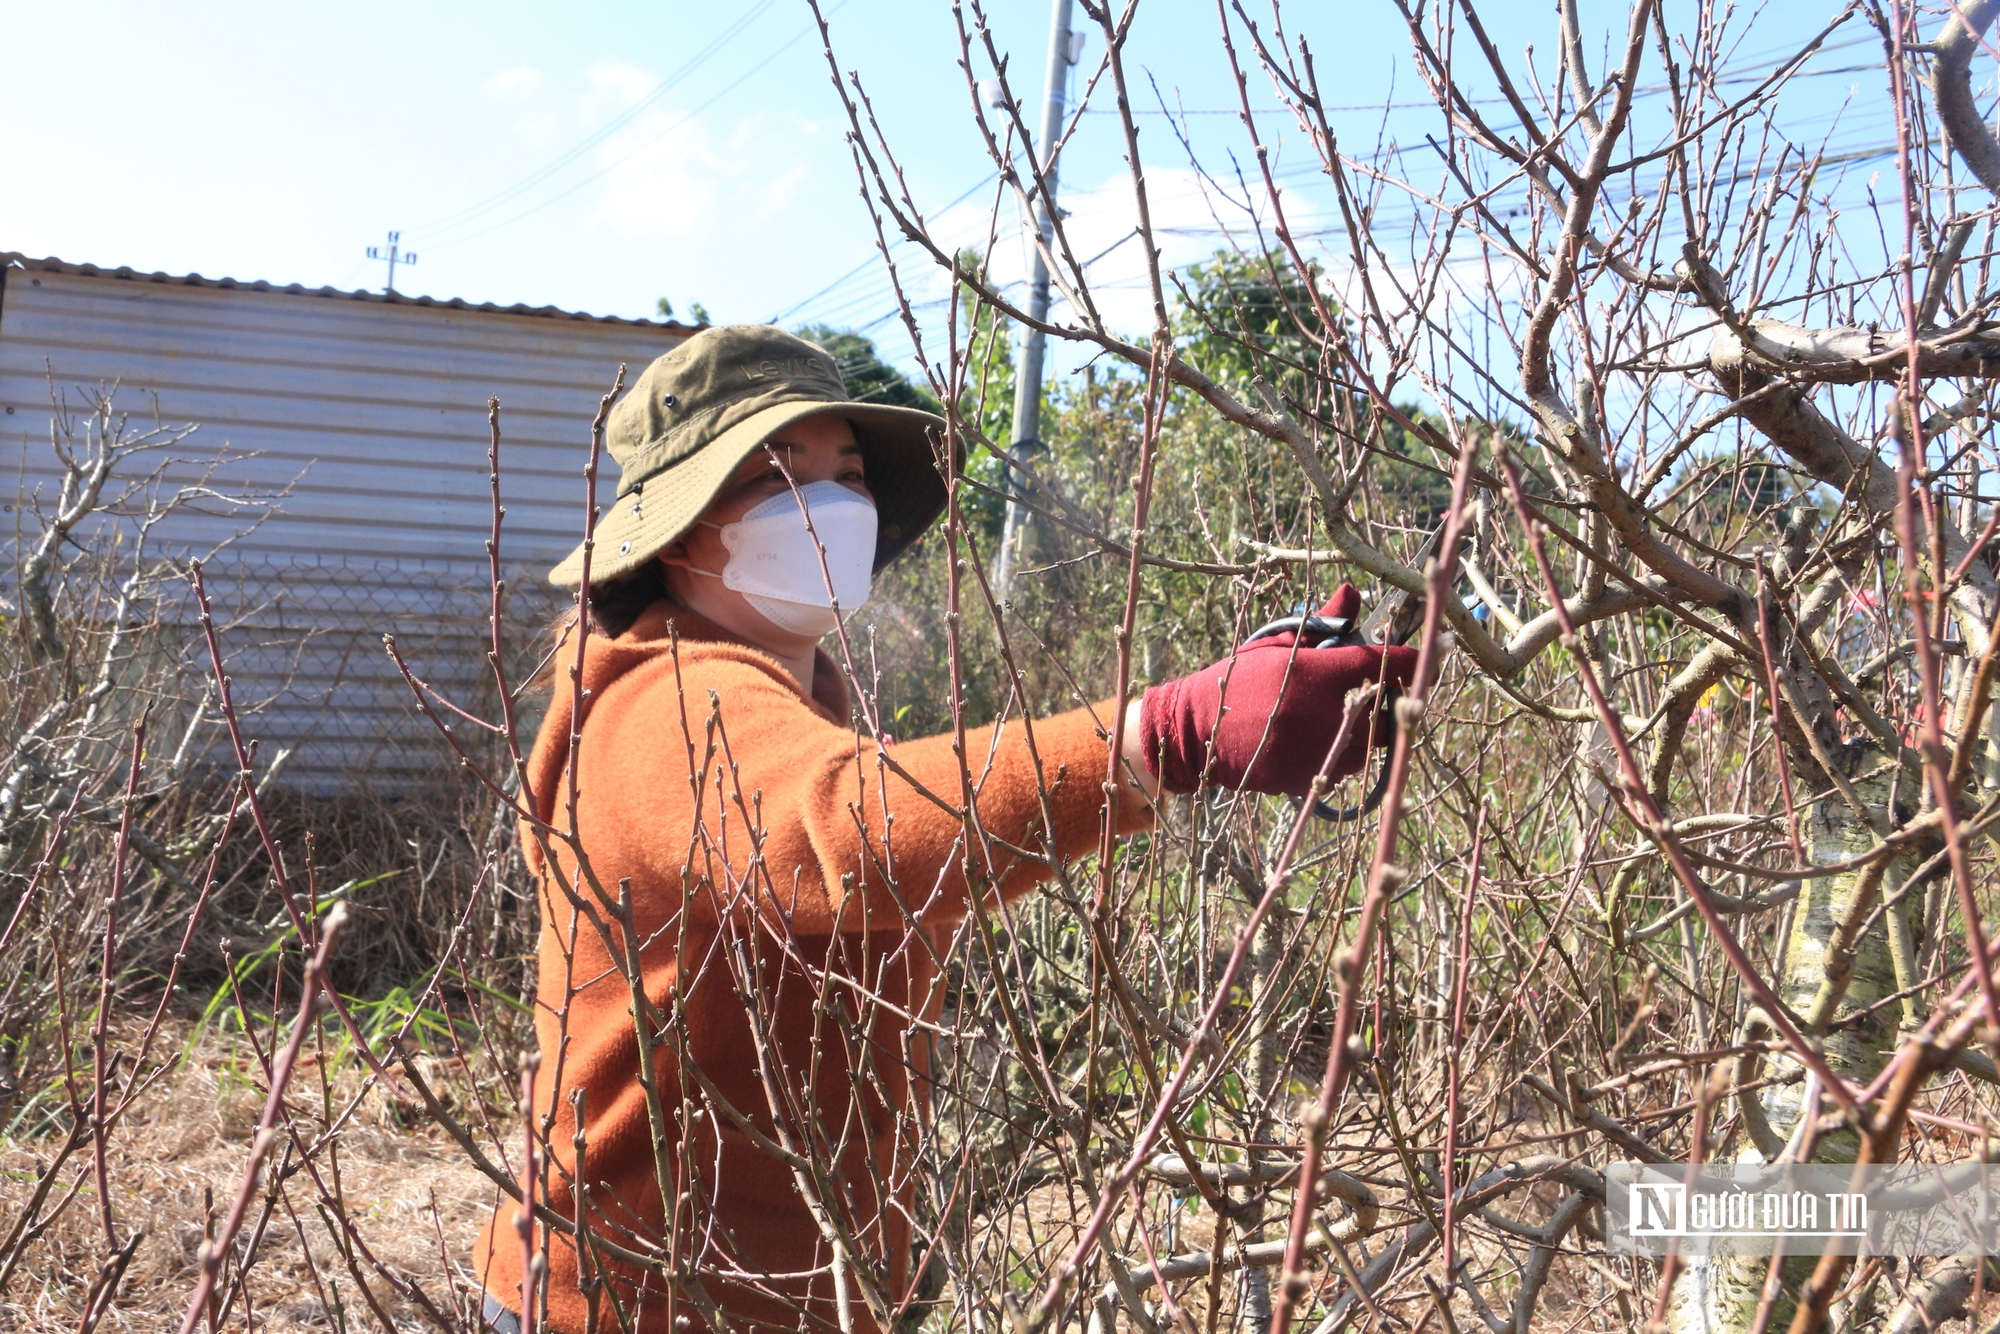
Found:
[3,1,1894,384]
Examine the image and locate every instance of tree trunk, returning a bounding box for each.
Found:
[1233,876,1291,1334]
[1667,759,1917,1333]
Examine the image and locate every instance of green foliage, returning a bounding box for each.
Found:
[658,296,711,324]
[954,249,1019,543]
[1374,409,1465,529]
[796,324,943,413]
[866,247,1402,739]
[1670,448,1805,552]
[1173,249,1335,394]
[862,246,1506,748]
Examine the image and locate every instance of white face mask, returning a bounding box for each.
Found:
[704,480,878,637]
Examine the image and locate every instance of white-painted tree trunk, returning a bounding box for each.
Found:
[1667,765,1917,1333]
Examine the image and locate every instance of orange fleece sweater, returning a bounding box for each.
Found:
[475,601,1143,1333]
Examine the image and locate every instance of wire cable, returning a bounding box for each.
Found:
[421,2,851,254]
[767,168,1007,325]
[415,0,783,242]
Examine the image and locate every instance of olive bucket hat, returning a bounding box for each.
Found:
[548,324,950,587]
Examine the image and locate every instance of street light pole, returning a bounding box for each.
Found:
[992,0,1078,598]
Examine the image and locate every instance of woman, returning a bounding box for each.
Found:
[474,325,1415,1334]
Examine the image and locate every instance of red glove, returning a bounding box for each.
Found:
[1138,585,1420,797]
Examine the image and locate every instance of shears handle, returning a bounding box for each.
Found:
[1309,691,1397,822]
[1240,613,1361,648]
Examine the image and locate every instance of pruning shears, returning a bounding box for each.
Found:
[1239,528,1442,822]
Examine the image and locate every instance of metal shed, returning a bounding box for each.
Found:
[0,253,693,792]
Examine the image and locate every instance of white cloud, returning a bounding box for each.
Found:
[582,60,660,114]
[588,100,820,242]
[470,60,824,255]
[482,65,546,101]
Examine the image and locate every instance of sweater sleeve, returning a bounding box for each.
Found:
[583,647,1143,936]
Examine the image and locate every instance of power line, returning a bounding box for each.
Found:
[826,120,1911,350]
[772,258,907,327]
[415,0,783,243]
[767,169,1006,325]
[420,2,851,255]
[1082,60,1883,118]
[758,20,1897,357]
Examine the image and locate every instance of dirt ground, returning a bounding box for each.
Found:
[0,1021,1630,1334]
[0,1025,500,1333]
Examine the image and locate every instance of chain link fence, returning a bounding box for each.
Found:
[186,554,566,794]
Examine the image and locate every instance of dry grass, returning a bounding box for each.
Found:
[0,1020,498,1333]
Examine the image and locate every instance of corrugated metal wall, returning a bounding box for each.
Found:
[0,256,690,791]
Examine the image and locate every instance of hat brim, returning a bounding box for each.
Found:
[547,398,950,588]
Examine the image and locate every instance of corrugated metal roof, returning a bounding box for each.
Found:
[0,255,696,792]
[2,252,701,331]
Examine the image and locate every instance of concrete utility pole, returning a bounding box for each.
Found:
[365,231,417,294]
[992,0,1080,597]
